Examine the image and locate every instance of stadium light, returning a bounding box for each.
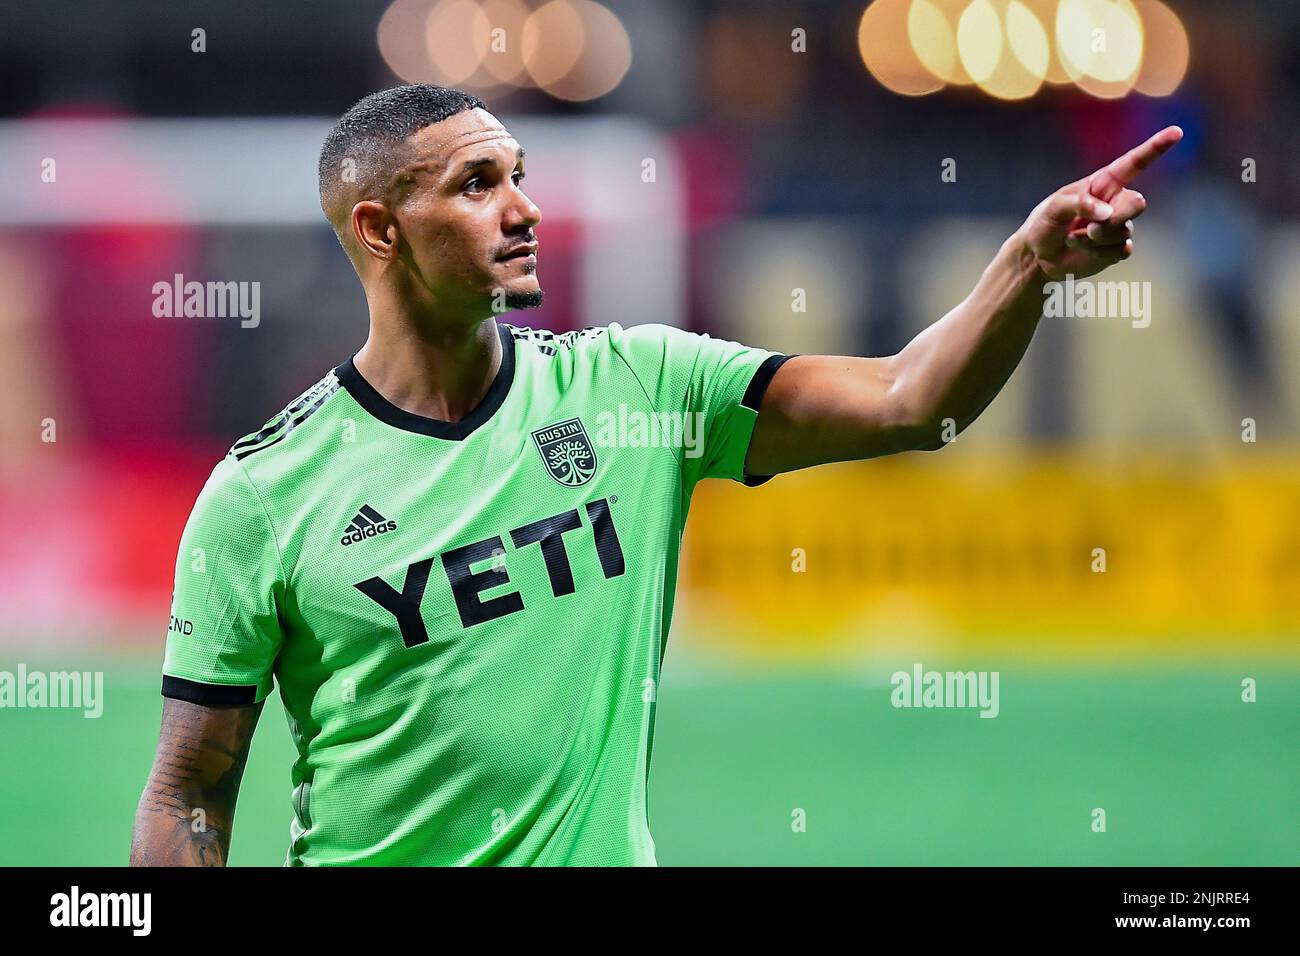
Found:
[859,0,947,96]
[859,0,1188,99]
[378,0,630,101]
[1132,0,1190,96]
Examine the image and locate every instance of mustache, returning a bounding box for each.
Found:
[496,233,538,258]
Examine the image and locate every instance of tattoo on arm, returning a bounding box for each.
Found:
[130,698,262,866]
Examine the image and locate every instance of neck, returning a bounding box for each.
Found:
[352,297,503,424]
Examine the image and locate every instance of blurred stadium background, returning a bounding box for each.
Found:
[0,0,1296,865]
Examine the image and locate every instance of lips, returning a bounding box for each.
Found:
[498,242,538,261]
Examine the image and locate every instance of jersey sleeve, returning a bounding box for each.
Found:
[161,454,285,706]
[607,322,793,488]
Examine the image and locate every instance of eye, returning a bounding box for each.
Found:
[463,177,485,194]
[512,171,525,186]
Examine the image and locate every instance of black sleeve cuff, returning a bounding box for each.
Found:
[162,675,259,707]
[740,353,797,487]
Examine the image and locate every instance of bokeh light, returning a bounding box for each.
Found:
[1056,0,1143,97]
[1132,0,1190,96]
[1006,1,1050,82]
[858,0,1187,99]
[527,0,632,102]
[1016,0,1074,82]
[977,0,1048,100]
[378,0,630,100]
[958,0,1004,84]
[476,0,534,87]
[426,0,492,86]
[378,0,440,84]
[908,0,964,86]
[859,0,947,96]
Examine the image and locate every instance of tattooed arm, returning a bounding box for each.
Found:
[130,697,263,866]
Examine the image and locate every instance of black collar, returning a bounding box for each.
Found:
[334,322,515,441]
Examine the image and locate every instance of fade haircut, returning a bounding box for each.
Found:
[317,84,487,239]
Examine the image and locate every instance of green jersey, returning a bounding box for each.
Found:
[162,320,789,866]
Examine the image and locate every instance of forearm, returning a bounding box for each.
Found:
[746,127,1177,474]
[743,235,1050,472]
[129,698,259,866]
[887,229,1048,442]
[130,776,233,866]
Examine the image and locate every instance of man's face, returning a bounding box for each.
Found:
[388,108,542,313]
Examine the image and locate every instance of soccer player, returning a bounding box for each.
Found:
[130,85,1180,866]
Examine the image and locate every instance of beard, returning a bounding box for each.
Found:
[502,287,544,310]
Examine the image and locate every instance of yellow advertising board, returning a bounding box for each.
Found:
[682,453,1300,657]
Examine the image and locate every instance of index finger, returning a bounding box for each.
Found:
[1102,125,1183,186]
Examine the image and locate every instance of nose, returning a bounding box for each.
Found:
[506,182,542,230]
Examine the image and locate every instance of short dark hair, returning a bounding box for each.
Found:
[318,84,487,230]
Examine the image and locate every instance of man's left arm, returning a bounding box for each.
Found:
[745,126,1182,476]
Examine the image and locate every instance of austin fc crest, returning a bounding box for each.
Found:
[531,418,597,487]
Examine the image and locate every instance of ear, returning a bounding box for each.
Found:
[351,200,399,262]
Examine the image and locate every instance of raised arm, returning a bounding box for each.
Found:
[745,127,1182,475]
[130,697,263,866]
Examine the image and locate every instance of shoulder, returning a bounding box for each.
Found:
[194,365,349,523]
[503,320,700,368]
[501,322,611,356]
[226,366,346,466]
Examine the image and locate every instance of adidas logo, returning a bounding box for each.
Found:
[340,505,397,546]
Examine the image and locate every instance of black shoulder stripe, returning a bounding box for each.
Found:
[233,373,340,461]
[234,378,338,461]
[505,324,607,353]
[233,372,341,453]
[233,415,289,451]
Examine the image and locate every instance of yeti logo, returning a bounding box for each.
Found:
[532,418,597,487]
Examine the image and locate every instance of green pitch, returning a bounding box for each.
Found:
[1,654,1295,865]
